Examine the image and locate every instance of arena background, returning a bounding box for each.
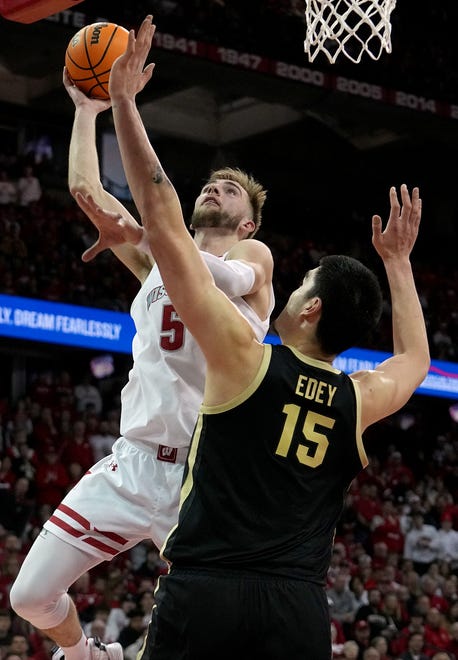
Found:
[1,3,458,657]
[0,1,457,465]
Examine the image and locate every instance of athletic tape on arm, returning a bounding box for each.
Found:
[201,251,255,299]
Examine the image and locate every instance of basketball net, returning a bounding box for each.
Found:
[304,0,397,64]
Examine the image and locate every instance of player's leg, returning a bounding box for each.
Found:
[10,531,123,660]
[254,578,332,660]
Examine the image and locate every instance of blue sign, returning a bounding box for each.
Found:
[334,347,458,401]
[1,294,457,400]
[0,294,135,353]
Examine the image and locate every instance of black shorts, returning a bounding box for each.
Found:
[139,567,331,660]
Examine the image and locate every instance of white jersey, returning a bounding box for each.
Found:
[120,254,273,448]
[41,252,274,557]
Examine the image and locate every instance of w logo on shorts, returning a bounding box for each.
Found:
[157,445,177,463]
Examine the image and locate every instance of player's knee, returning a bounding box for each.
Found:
[10,574,68,627]
[10,575,34,619]
[10,573,46,619]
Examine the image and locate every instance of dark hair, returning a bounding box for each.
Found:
[127,607,145,619]
[311,255,383,355]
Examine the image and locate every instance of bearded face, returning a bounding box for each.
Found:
[190,205,244,232]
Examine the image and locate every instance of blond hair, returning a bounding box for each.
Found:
[207,167,267,237]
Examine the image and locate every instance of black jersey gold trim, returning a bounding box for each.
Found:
[163,343,367,582]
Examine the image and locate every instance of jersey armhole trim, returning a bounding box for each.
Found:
[201,344,272,414]
[351,378,368,468]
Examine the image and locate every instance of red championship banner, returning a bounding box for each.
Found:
[0,0,84,23]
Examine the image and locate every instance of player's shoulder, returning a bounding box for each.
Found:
[227,238,273,263]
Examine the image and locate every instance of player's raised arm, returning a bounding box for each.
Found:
[108,16,262,378]
[64,67,153,281]
[351,184,430,430]
[107,17,185,256]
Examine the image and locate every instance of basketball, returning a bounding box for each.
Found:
[65,22,129,100]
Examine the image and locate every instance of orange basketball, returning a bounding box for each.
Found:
[65,22,129,100]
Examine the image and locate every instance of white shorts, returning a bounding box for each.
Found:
[43,437,188,561]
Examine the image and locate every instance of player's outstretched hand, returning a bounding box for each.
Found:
[372,184,422,263]
[109,15,156,102]
[63,67,111,113]
[74,192,145,262]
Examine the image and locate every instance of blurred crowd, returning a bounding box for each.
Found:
[0,361,457,659]
[0,157,457,659]
[0,156,457,362]
[0,3,458,655]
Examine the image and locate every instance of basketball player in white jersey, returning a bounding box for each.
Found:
[10,70,275,660]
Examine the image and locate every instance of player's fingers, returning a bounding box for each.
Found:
[410,188,422,232]
[399,183,412,220]
[119,29,136,62]
[388,185,400,223]
[81,242,103,262]
[142,63,155,85]
[74,193,104,224]
[410,186,420,216]
[372,214,383,241]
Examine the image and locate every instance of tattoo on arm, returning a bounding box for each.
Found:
[152,165,164,185]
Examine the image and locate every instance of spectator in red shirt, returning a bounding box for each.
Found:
[28,371,55,408]
[372,497,405,556]
[437,496,458,530]
[61,419,94,473]
[31,406,58,454]
[27,629,55,660]
[378,566,404,599]
[384,451,415,501]
[69,571,104,622]
[353,483,383,549]
[390,608,425,656]
[35,447,70,507]
[372,543,392,576]
[331,617,347,658]
[423,607,451,656]
[420,574,450,615]
[356,455,386,494]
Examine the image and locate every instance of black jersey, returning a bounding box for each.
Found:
[163,343,367,583]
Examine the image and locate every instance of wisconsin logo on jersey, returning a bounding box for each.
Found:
[147,285,167,310]
[157,445,177,463]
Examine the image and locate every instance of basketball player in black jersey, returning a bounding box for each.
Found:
[75,15,430,660]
